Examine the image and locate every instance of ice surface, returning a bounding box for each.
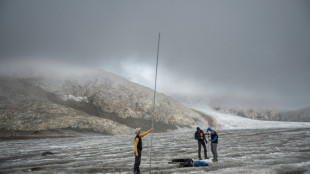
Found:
[1,128,310,173]
[1,109,310,173]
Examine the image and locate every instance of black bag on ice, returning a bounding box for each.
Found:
[178,159,193,167]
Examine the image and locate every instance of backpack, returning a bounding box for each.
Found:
[179,159,193,167]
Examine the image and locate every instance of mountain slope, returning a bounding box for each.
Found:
[221,107,310,122]
[0,62,211,134]
[0,77,133,135]
[279,106,310,122]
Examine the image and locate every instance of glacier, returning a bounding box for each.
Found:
[0,109,309,173]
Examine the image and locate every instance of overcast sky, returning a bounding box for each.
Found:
[0,0,310,110]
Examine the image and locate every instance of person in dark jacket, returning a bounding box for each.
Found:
[194,127,208,160]
[134,128,152,174]
[207,127,218,162]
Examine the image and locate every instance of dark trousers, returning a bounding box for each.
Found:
[198,141,207,158]
[134,149,142,173]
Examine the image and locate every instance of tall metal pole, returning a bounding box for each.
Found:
[149,32,160,173]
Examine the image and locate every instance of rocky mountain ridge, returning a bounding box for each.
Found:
[0,63,211,135]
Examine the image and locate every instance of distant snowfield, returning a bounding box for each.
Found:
[195,107,310,130]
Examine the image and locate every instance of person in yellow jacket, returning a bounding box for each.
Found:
[134,128,152,174]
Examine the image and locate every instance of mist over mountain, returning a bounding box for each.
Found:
[220,107,310,122]
[0,61,211,135]
[171,94,310,122]
[279,106,310,122]
[1,0,310,112]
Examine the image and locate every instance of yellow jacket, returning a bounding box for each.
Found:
[134,129,152,153]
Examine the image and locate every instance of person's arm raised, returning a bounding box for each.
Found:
[140,128,153,138]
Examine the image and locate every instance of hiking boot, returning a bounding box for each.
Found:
[205,156,209,159]
[212,159,218,162]
[198,157,202,160]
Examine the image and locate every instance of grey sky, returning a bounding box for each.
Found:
[0,0,310,109]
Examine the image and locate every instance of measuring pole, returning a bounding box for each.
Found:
[149,32,160,173]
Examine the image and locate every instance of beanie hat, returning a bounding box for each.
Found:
[135,128,141,134]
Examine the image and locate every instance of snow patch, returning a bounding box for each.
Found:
[61,95,88,102]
